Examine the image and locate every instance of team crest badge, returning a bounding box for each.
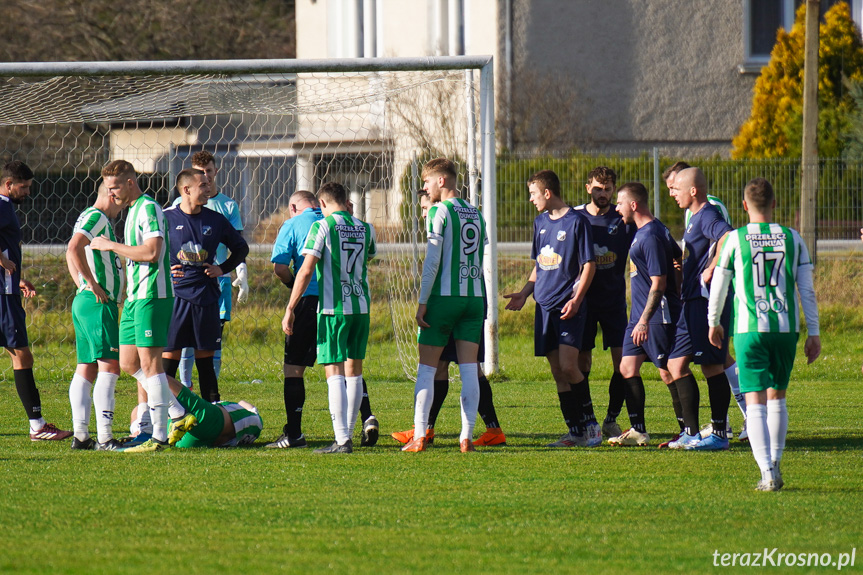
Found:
[202,225,213,236]
[556,230,567,241]
[608,223,618,235]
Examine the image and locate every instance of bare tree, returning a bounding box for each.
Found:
[501,66,593,151]
[0,0,295,62]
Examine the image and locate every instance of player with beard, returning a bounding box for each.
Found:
[611,182,684,446]
[574,167,634,441]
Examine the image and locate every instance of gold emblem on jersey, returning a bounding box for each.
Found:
[537,245,562,270]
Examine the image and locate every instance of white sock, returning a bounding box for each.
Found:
[767,398,788,465]
[168,396,186,420]
[746,403,773,477]
[130,369,152,435]
[413,364,436,439]
[146,374,171,443]
[179,347,194,387]
[69,373,92,441]
[458,363,480,442]
[326,375,349,444]
[345,375,363,436]
[725,362,747,419]
[93,372,118,444]
[132,403,153,435]
[29,417,47,432]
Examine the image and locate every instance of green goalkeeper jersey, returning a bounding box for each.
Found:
[717,222,811,334]
[303,210,376,315]
[124,194,173,301]
[72,206,125,301]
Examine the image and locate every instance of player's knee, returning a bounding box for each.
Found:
[559,364,582,384]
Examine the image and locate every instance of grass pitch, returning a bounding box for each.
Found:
[0,329,861,574]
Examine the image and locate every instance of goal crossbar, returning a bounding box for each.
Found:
[0,56,499,375]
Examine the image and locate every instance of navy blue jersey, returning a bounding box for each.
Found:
[681,203,733,301]
[575,204,634,307]
[628,219,682,325]
[0,195,22,295]
[531,208,595,310]
[165,206,248,304]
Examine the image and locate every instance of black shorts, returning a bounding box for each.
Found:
[285,295,318,367]
[165,298,222,352]
[622,320,677,369]
[0,294,28,349]
[534,301,587,357]
[669,298,730,365]
[580,302,627,351]
[440,324,486,364]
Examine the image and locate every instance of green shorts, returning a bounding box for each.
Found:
[72,291,119,364]
[734,331,799,394]
[173,385,226,448]
[418,295,485,347]
[316,313,370,364]
[119,297,174,348]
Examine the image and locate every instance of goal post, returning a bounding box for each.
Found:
[0,56,498,380]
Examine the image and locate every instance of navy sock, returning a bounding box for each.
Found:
[429,379,449,428]
[706,373,731,439]
[622,376,646,433]
[477,375,500,429]
[283,376,305,438]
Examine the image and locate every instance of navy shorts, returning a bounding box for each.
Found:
[284,295,318,367]
[0,294,28,349]
[669,298,730,365]
[165,298,222,352]
[534,302,587,357]
[441,324,486,364]
[581,301,627,351]
[622,320,677,369]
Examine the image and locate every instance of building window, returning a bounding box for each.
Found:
[741,0,856,74]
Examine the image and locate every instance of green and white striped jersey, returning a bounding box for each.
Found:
[124,194,173,301]
[72,207,125,301]
[219,401,263,446]
[685,194,731,227]
[419,197,487,303]
[303,210,376,315]
[716,223,812,334]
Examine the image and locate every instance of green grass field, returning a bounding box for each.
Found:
[0,325,861,574]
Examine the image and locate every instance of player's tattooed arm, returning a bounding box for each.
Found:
[632,275,665,345]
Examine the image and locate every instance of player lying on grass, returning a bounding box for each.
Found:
[125,375,262,449]
[707,177,820,491]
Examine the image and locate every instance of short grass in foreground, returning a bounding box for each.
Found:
[0,330,861,574]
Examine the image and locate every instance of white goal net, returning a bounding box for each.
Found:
[0,57,497,381]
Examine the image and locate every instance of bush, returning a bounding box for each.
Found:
[732,2,863,159]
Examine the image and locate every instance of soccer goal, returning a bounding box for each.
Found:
[0,57,498,380]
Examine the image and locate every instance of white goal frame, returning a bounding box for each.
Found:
[0,56,499,375]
